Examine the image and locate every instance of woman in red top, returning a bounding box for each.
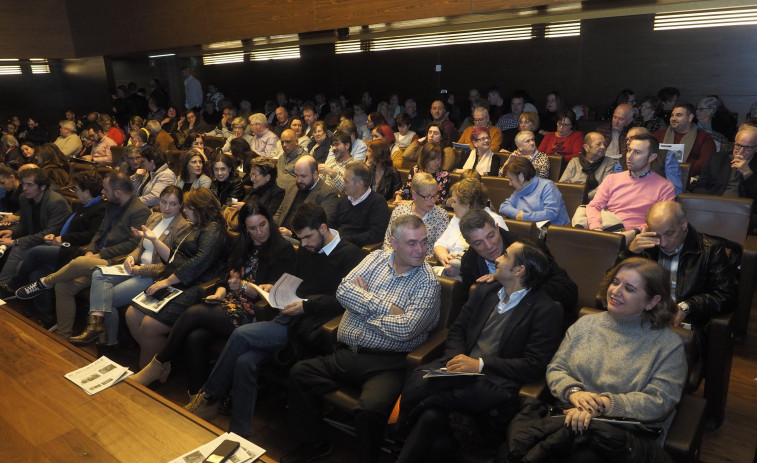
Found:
[538,109,583,162]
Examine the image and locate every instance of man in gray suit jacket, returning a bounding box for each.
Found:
[0,168,71,285]
[274,155,340,239]
[15,171,151,339]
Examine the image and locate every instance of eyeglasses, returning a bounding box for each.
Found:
[250,172,263,179]
[474,136,491,142]
[416,192,437,201]
[734,143,757,151]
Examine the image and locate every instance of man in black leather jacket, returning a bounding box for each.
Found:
[618,201,739,353]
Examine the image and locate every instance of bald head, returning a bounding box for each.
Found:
[294,155,318,190]
[612,104,635,131]
[281,129,299,155]
[625,126,649,150]
[583,132,607,161]
[646,201,688,253]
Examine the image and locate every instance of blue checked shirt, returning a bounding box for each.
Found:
[336,249,441,352]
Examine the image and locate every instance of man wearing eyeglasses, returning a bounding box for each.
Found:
[690,127,757,228]
[654,102,716,177]
[457,107,503,152]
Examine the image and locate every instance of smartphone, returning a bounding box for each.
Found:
[203,439,240,463]
[151,287,172,300]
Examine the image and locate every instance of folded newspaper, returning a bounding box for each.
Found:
[132,286,183,313]
[167,432,265,463]
[64,356,133,395]
[250,273,305,309]
[97,264,128,276]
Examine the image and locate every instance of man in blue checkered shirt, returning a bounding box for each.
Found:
[282,214,441,463]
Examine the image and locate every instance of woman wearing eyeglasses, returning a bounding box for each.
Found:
[396,141,451,205]
[538,109,584,162]
[460,126,501,176]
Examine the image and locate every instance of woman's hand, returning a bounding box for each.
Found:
[228,270,242,291]
[131,225,157,241]
[569,390,608,416]
[123,256,135,275]
[563,408,596,435]
[145,279,168,296]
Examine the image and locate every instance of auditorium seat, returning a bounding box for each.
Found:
[547,155,565,182]
[554,182,588,218]
[203,136,225,151]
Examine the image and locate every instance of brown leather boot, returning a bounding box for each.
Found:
[69,315,106,345]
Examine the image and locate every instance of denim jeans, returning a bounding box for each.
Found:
[202,320,289,437]
[89,268,153,345]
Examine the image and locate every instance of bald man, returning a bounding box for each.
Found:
[276,129,306,190]
[274,155,340,237]
[597,103,635,160]
[619,200,737,348]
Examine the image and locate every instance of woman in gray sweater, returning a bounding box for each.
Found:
[544,257,687,459]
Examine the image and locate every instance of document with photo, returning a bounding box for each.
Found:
[64,356,132,395]
[167,432,266,463]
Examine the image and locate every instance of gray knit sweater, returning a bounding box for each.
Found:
[546,311,686,442]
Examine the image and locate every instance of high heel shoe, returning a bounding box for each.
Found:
[69,315,107,345]
[132,355,171,386]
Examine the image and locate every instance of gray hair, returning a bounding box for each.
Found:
[514,130,535,147]
[249,113,267,126]
[390,214,426,240]
[59,120,77,133]
[146,120,162,134]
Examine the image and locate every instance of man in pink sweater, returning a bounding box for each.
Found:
[585,133,675,231]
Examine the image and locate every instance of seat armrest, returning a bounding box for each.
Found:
[321,315,343,344]
[361,242,383,253]
[664,395,706,463]
[406,329,448,370]
[197,278,219,298]
[519,378,550,402]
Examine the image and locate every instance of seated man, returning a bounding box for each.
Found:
[276,128,306,190]
[282,214,441,463]
[53,120,82,157]
[396,240,563,461]
[248,113,279,158]
[274,155,340,238]
[14,171,150,340]
[654,102,716,177]
[596,103,634,160]
[0,168,71,286]
[0,166,22,214]
[86,122,117,164]
[612,126,684,196]
[618,201,738,355]
[580,133,675,231]
[559,132,616,200]
[146,119,175,153]
[333,161,390,248]
[131,147,176,207]
[318,130,352,193]
[183,203,363,438]
[458,107,503,152]
[690,127,757,230]
[459,209,577,318]
[499,156,569,226]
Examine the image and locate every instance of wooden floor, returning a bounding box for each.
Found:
[4,299,757,463]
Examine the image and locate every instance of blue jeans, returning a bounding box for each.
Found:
[89,268,153,345]
[202,320,289,437]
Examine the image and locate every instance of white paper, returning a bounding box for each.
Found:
[132,286,183,313]
[64,356,133,395]
[659,143,686,163]
[422,367,484,379]
[167,432,266,463]
[250,273,304,309]
[97,264,128,276]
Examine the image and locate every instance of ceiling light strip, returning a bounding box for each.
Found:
[335,40,362,54]
[202,52,245,65]
[249,46,300,61]
[371,26,532,51]
[0,66,22,75]
[655,7,757,30]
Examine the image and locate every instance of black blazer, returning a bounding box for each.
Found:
[444,281,562,385]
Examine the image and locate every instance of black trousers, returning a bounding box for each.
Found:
[287,346,407,463]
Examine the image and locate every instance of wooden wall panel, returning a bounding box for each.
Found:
[0,0,74,58]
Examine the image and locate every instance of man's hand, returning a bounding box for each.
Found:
[437,252,451,267]
[475,273,495,284]
[0,238,14,247]
[318,163,336,178]
[389,304,405,315]
[516,211,524,221]
[732,154,753,178]
[672,307,687,326]
[352,276,368,290]
[282,300,305,316]
[85,251,101,259]
[0,229,12,239]
[445,354,479,373]
[628,225,660,253]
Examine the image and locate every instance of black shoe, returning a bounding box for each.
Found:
[280,441,332,463]
[15,279,49,300]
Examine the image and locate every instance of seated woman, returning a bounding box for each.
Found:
[396,141,451,205]
[180,131,212,165]
[69,186,190,347]
[394,113,418,150]
[506,257,686,462]
[501,130,550,179]
[433,178,506,278]
[695,96,728,147]
[8,141,36,169]
[499,156,569,226]
[306,121,331,163]
[221,117,254,153]
[538,108,584,162]
[636,96,667,133]
[161,106,181,140]
[385,172,449,258]
[501,111,544,153]
[131,201,296,390]
[228,138,255,176]
[175,149,212,192]
[400,121,455,171]
[35,143,70,188]
[234,157,285,219]
[460,126,501,176]
[371,123,398,155]
[5,171,105,326]
[367,139,402,201]
[125,188,228,367]
[210,153,245,207]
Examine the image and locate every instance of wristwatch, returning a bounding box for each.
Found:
[241,281,248,293]
[566,386,583,400]
[677,301,690,314]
